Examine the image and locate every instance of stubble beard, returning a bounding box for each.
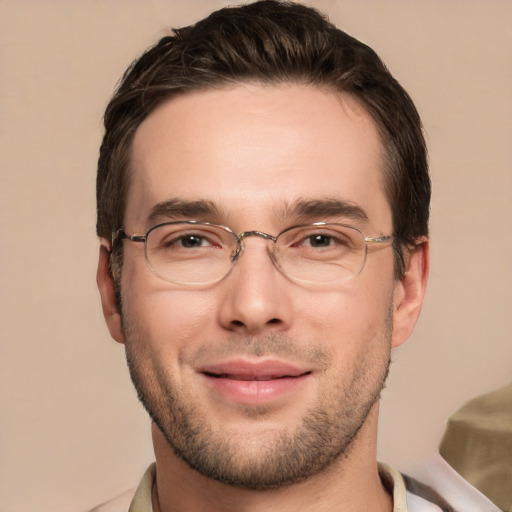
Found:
[122,313,392,491]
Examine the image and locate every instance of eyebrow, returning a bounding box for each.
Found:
[145,197,368,227]
[146,198,221,226]
[280,198,369,223]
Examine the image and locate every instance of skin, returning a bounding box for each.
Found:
[97,83,429,512]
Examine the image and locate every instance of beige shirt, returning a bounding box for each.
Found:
[91,455,502,512]
[126,462,441,512]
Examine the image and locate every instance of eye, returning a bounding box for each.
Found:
[152,227,225,251]
[177,234,211,248]
[295,231,351,249]
[304,234,335,248]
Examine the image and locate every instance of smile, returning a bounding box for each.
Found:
[198,360,312,404]
[205,373,310,381]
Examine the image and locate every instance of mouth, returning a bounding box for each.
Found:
[204,373,309,381]
[197,360,312,404]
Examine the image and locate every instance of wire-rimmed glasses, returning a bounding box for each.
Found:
[115,221,392,286]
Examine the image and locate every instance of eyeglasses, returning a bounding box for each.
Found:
[115,221,392,286]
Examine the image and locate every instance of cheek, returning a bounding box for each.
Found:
[121,261,218,354]
[298,284,394,355]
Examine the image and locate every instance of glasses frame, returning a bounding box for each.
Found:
[114,220,393,285]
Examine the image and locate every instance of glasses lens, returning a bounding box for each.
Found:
[145,223,236,284]
[276,224,366,282]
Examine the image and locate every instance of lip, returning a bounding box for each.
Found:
[197,359,312,404]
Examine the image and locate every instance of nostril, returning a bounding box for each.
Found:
[230,318,281,329]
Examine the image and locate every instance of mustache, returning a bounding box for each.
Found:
[180,333,333,371]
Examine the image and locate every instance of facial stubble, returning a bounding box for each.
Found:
[122,312,392,490]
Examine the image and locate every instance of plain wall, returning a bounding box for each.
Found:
[1,1,511,511]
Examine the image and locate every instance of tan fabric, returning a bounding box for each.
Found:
[128,463,156,512]
[127,462,412,511]
[379,462,409,512]
[439,384,512,512]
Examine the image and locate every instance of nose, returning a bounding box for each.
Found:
[217,236,292,335]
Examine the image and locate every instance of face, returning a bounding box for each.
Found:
[98,83,427,489]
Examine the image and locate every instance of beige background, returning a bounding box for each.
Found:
[1,1,511,511]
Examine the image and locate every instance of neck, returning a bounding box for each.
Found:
[151,403,393,512]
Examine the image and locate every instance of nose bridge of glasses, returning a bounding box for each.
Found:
[231,230,278,262]
[237,230,277,243]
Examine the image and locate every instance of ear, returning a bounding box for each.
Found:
[391,239,430,348]
[96,239,125,344]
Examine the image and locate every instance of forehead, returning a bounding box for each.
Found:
[127,83,391,231]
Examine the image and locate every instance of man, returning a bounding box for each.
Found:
[96,1,436,510]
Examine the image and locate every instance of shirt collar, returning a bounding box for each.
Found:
[129,462,410,512]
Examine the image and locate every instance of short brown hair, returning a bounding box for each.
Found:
[97,0,430,280]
